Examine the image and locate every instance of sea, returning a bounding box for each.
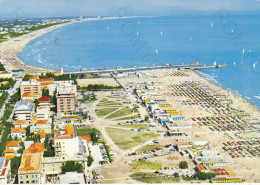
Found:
[18,15,260,108]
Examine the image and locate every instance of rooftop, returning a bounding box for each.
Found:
[14,101,33,111]
[18,154,41,173]
[5,141,20,147]
[38,96,50,102]
[11,127,23,133]
[24,143,44,154]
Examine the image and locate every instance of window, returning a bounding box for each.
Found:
[20,181,23,184]
[36,180,38,183]
[26,175,28,178]
[26,181,29,184]
[20,176,23,179]
[32,175,34,178]
[36,175,38,178]
[32,180,35,183]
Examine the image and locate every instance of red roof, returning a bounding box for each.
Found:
[79,135,92,142]
[36,78,54,82]
[24,143,44,154]
[39,96,50,102]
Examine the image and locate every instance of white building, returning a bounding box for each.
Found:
[0,157,11,184]
[0,72,12,78]
[36,107,50,121]
[54,137,84,159]
[11,128,24,139]
[13,101,34,123]
[59,172,86,184]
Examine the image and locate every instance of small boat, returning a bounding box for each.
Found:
[136,32,139,36]
[160,31,163,36]
[190,37,192,41]
[155,49,158,54]
[253,62,256,68]
[233,62,236,66]
[242,49,245,54]
[211,22,214,28]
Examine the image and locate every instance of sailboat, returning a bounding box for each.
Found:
[242,49,245,54]
[234,62,236,66]
[190,37,192,41]
[231,29,234,33]
[214,61,217,66]
[249,49,252,54]
[211,22,214,28]
[253,62,256,69]
[160,31,163,36]
[136,32,139,36]
[155,49,158,54]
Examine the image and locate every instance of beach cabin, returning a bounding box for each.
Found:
[158,117,170,126]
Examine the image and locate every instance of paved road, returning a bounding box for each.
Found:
[0,78,22,119]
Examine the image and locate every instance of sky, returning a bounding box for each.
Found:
[0,0,260,19]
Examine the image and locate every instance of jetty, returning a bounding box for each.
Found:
[64,63,227,75]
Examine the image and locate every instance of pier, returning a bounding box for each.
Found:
[64,63,227,75]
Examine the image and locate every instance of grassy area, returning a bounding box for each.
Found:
[106,107,133,119]
[114,124,149,129]
[131,160,163,170]
[136,144,164,152]
[113,115,140,121]
[106,127,159,150]
[182,176,198,181]
[96,108,119,117]
[97,98,121,106]
[130,172,180,183]
[77,127,101,136]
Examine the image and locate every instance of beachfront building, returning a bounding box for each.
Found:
[0,157,11,184]
[20,80,42,100]
[18,143,44,184]
[56,88,77,113]
[13,101,34,124]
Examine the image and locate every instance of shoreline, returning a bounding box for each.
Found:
[0,16,136,74]
[194,70,260,113]
[0,17,259,112]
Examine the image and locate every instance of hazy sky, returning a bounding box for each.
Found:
[0,0,260,19]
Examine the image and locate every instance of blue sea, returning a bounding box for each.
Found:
[18,15,260,108]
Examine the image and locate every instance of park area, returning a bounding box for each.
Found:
[130,172,180,183]
[96,98,137,120]
[106,127,159,150]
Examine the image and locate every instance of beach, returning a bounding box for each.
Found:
[85,68,260,183]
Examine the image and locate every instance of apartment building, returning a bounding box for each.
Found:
[20,80,42,100]
[56,88,77,113]
[13,101,34,123]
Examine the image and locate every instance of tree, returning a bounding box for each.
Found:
[87,155,94,167]
[44,135,49,149]
[42,88,49,97]
[173,172,179,177]
[91,132,98,143]
[144,115,149,121]
[25,126,30,137]
[195,171,216,180]
[179,161,188,169]
[61,161,84,173]
[44,146,54,157]
[17,148,24,154]
[10,157,21,174]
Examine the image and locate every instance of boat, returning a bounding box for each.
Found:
[242,49,245,54]
[233,62,236,65]
[155,49,158,54]
[190,37,192,41]
[211,22,214,28]
[160,32,163,36]
[136,32,139,36]
[253,62,256,68]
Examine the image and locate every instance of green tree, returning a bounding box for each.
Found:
[173,172,179,177]
[144,115,149,121]
[195,171,216,180]
[25,126,30,137]
[179,161,188,169]
[44,146,54,157]
[87,155,94,167]
[17,148,24,154]
[61,161,84,173]
[91,132,98,143]
[42,88,49,97]
[10,157,21,174]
